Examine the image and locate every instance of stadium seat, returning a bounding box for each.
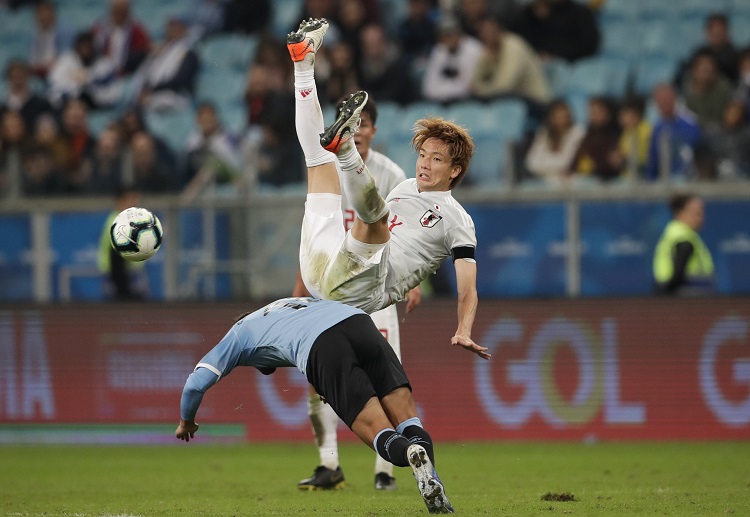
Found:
[87,109,119,136]
[196,68,246,105]
[145,107,196,153]
[487,99,527,141]
[633,55,678,95]
[728,0,750,16]
[198,34,258,72]
[561,57,631,98]
[600,21,642,61]
[681,0,730,20]
[599,0,645,21]
[445,102,486,134]
[216,100,247,136]
[637,19,685,60]
[272,0,303,38]
[565,92,589,127]
[469,135,507,187]
[385,137,416,174]
[57,2,105,31]
[393,101,444,137]
[372,101,400,143]
[731,15,750,47]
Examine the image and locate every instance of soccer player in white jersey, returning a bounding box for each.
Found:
[294,96,420,491]
[287,18,489,361]
[176,297,454,514]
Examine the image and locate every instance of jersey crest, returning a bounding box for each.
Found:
[420,209,443,228]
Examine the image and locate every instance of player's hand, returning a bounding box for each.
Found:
[404,286,422,313]
[451,334,491,360]
[175,419,199,442]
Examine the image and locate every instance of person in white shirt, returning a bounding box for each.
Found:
[421,16,483,103]
[293,96,422,492]
[287,19,489,361]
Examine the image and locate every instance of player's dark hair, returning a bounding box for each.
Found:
[411,117,475,189]
[669,192,698,216]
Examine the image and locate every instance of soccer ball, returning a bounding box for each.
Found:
[110,207,163,262]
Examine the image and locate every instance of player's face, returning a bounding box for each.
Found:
[353,112,375,158]
[415,137,460,192]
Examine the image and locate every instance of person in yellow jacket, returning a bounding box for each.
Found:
[98,187,148,300]
[653,192,715,295]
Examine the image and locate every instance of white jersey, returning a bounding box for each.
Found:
[384,179,477,303]
[338,148,406,357]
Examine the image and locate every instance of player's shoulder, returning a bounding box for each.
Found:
[439,194,475,228]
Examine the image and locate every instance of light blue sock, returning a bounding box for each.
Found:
[396,417,422,435]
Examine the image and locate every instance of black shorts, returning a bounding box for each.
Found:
[306,314,410,428]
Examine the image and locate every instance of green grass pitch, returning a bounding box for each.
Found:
[2,442,748,516]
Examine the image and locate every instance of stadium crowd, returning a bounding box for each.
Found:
[2,0,750,199]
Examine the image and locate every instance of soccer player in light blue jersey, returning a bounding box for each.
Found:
[176,297,454,514]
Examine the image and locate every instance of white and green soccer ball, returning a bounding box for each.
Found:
[110,207,163,262]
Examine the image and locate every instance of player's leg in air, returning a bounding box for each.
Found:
[288,19,390,313]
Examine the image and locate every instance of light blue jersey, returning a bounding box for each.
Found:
[181,297,363,420]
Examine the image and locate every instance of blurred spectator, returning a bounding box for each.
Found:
[223,0,270,34]
[458,0,521,39]
[21,146,62,197]
[32,113,69,173]
[680,13,738,84]
[92,0,151,76]
[320,41,360,107]
[184,0,227,43]
[47,31,121,110]
[117,105,175,164]
[524,99,584,185]
[0,59,54,132]
[134,17,200,112]
[29,1,73,79]
[422,17,482,104]
[338,0,368,64]
[705,99,750,180]
[471,17,551,105]
[59,99,97,194]
[121,131,174,192]
[736,49,750,114]
[612,97,652,180]
[682,51,733,129]
[98,187,148,301]
[358,24,413,104]
[396,0,437,73]
[645,83,702,181]
[242,61,303,188]
[653,192,714,296]
[515,0,599,62]
[0,110,32,199]
[571,96,620,181]
[295,0,343,42]
[181,102,242,200]
[90,126,125,194]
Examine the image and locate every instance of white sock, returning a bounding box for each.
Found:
[337,146,388,224]
[294,70,335,167]
[375,453,394,476]
[308,393,339,470]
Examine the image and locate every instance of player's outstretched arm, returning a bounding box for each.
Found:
[175,419,199,441]
[176,367,220,442]
[404,285,422,313]
[452,259,490,360]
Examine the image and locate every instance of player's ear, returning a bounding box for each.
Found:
[450,165,461,179]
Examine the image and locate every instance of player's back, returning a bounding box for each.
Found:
[202,298,363,377]
[384,179,476,302]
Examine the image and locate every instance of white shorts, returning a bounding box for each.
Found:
[369,304,401,360]
[300,197,390,314]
